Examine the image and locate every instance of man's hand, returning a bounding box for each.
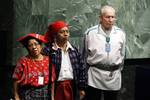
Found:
[79,90,85,100]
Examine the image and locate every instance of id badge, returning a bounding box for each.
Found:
[105,43,111,52]
[38,76,44,85]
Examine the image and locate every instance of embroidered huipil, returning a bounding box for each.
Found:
[13,55,49,87]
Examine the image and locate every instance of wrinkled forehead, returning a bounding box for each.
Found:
[28,38,38,43]
[59,26,68,31]
[27,38,41,45]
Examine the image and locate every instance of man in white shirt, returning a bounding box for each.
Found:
[83,5,126,100]
[44,21,86,100]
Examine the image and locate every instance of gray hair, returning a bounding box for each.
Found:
[99,5,116,16]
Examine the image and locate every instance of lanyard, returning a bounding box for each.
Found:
[98,24,111,41]
[98,25,111,61]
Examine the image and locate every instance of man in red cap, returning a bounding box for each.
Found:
[44,21,87,100]
[44,20,69,43]
[12,33,55,100]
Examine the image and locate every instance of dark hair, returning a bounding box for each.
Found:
[24,37,42,49]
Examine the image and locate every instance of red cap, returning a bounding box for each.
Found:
[17,33,48,46]
[44,20,68,42]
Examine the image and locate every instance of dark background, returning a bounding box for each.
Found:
[0,0,14,100]
[0,0,150,100]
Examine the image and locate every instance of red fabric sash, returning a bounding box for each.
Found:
[55,80,73,100]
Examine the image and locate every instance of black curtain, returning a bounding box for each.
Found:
[0,0,14,99]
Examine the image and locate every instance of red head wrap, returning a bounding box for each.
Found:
[44,20,68,43]
[17,33,48,46]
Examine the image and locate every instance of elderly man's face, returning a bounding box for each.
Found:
[100,9,116,30]
[56,26,70,42]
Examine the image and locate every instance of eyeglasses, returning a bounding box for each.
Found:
[28,42,40,47]
[59,30,69,33]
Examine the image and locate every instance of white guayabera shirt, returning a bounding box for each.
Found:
[84,24,126,90]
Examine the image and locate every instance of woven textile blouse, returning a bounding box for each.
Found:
[13,55,49,87]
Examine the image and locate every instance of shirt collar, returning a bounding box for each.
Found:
[99,24,115,36]
[52,41,74,51]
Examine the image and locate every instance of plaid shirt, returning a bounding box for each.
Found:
[43,44,87,90]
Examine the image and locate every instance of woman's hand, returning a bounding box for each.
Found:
[14,96,20,100]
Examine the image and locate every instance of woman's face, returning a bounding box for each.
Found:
[27,39,42,57]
